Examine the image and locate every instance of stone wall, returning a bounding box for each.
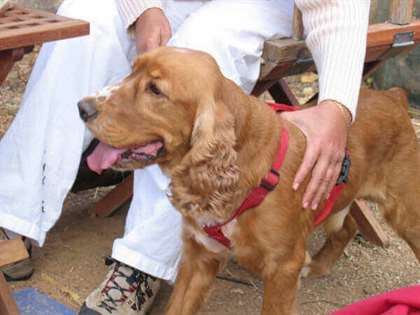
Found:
[10,0,62,12]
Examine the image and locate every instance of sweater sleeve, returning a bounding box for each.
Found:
[295,0,370,119]
[117,0,163,29]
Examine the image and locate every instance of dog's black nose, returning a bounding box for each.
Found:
[78,99,98,122]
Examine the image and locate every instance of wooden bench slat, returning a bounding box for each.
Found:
[0,5,89,50]
[367,20,420,47]
[260,20,420,82]
[0,240,29,268]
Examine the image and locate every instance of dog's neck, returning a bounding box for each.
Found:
[167,80,291,225]
[225,86,284,192]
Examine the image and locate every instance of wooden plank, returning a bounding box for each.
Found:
[292,6,304,41]
[262,20,420,65]
[252,79,279,97]
[0,240,29,268]
[254,59,315,96]
[365,45,392,62]
[262,38,306,66]
[0,273,19,315]
[0,5,89,50]
[260,21,420,82]
[389,0,415,25]
[367,20,420,47]
[279,78,300,105]
[261,57,295,81]
[350,200,389,248]
[94,175,133,217]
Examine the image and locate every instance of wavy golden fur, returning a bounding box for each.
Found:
[81,47,420,315]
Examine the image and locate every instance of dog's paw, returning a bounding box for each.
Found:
[300,251,312,278]
[301,263,332,278]
[300,265,312,278]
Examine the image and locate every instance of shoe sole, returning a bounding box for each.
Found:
[1,258,34,281]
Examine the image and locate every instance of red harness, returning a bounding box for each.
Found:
[203,102,346,248]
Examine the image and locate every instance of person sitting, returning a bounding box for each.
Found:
[0,0,369,314]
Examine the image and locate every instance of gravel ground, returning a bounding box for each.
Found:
[1,51,419,314]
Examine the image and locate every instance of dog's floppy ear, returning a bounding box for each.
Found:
[190,97,239,191]
[171,96,240,217]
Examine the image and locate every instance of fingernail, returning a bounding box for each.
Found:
[311,203,318,210]
[303,201,308,209]
[293,182,299,191]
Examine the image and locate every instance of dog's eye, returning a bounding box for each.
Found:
[148,83,162,96]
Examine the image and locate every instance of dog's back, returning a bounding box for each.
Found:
[305,87,420,279]
[347,88,417,195]
[345,87,420,259]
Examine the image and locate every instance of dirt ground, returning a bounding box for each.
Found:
[1,50,419,315]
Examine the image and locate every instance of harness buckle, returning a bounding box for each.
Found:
[260,168,280,191]
[336,153,351,185]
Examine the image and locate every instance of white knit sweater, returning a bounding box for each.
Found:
[117,0,370,118]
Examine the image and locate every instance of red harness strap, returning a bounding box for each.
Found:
[203,128,289,248]
[203,102,347,248]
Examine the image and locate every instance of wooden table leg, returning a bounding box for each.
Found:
[0,50,15,85]
[0,47,33,85]
[94,175,134,217]
[350,199,390,247]
[0,240,28,315]
[0,273,20,315]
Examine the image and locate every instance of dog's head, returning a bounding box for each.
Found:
[80,47,240,215]
[80,47,232,170]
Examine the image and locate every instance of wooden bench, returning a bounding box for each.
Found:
[93,1,420,248]
[0,6,89,314]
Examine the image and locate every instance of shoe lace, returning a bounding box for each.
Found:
[133,271,156,311]
[98,257,157,313]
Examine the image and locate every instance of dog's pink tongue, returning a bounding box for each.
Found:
[87,143,127,175]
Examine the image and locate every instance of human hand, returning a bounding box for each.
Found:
[134,8,172,53]
[281,100,351,210]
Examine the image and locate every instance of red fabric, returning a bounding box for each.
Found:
[332,286,420,315]
[314,183,345,225]
[267,102,301,112]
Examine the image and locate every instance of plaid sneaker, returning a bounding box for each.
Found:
[0,228,34,281]
[79,258,161,315]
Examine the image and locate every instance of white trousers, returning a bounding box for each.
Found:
[0,0,293,282]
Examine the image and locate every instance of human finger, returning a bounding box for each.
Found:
[302,150,331,209]
[293,140,319,192]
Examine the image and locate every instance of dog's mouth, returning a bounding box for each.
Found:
[87,140,165,174]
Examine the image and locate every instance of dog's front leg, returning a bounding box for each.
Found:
[262,265,301,315]
[261,247,305,315]
[165,236,225,315]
